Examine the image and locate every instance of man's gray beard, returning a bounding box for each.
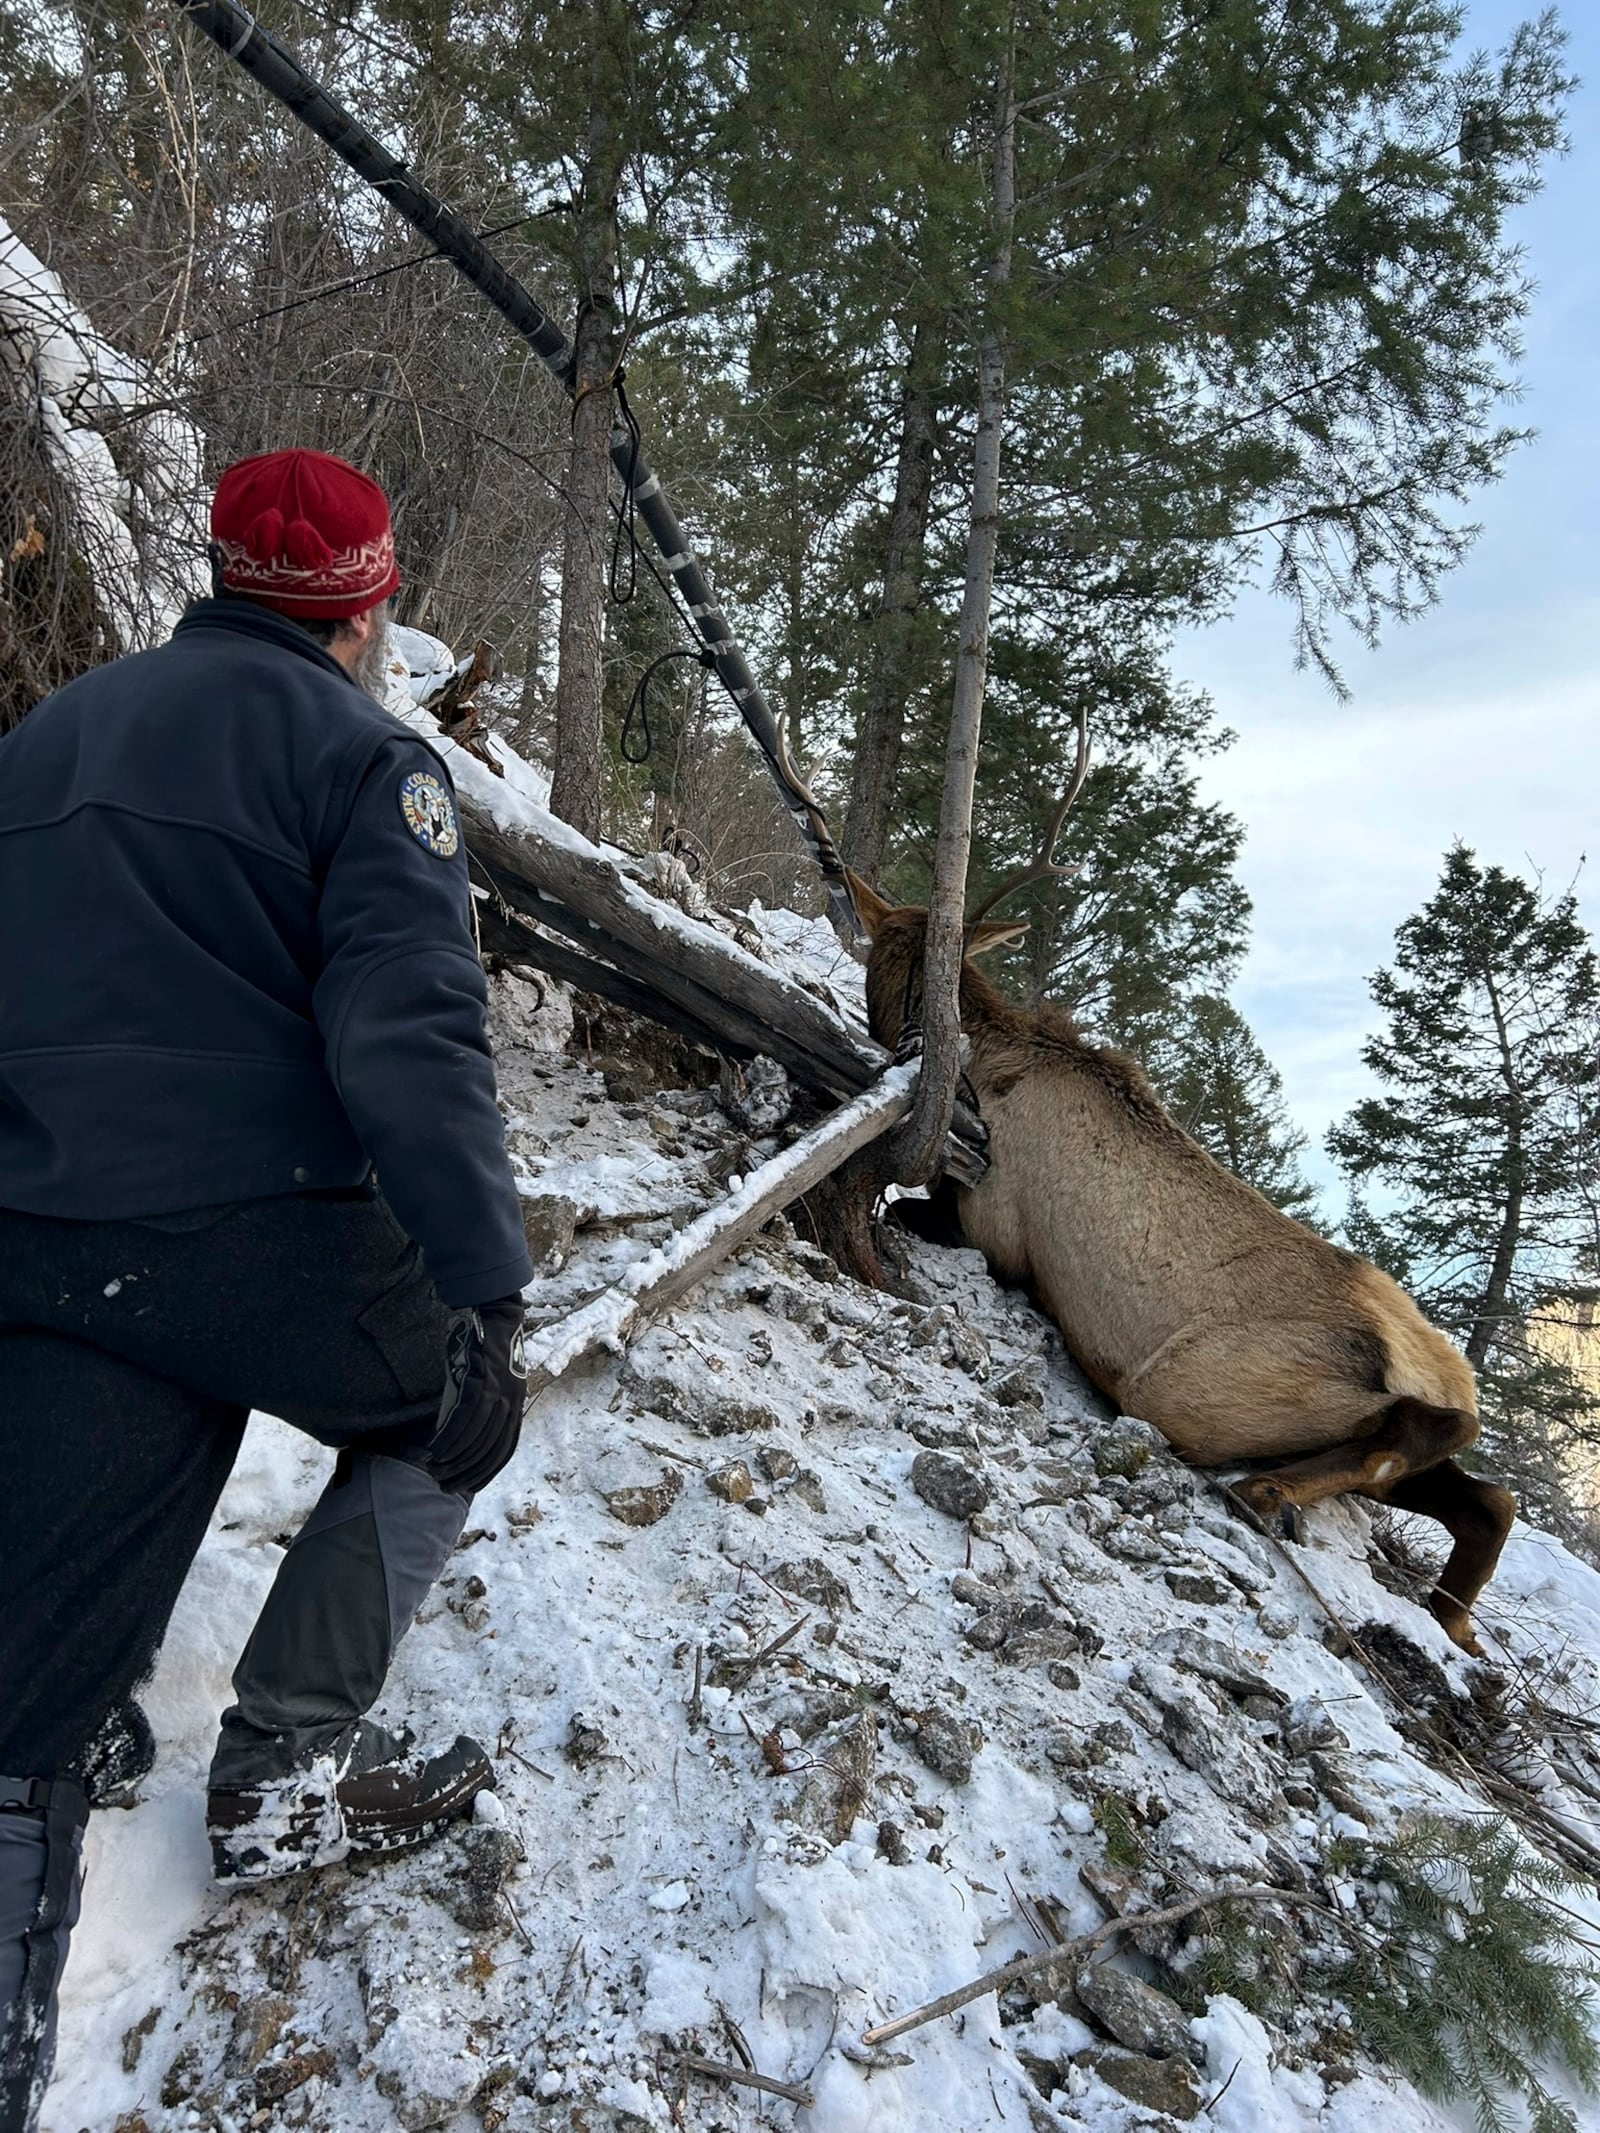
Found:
[351,616,392,701]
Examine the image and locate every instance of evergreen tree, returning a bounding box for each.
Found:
[1328,846,1600,1481]
[1146,994,1321,1222]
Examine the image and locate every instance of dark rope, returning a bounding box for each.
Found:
[188,210,557,346]
[609,370,642,605]
[620,645,716,767]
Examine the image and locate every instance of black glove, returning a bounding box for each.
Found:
[427,1296,529,1497]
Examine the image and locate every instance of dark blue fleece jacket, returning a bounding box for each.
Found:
[0,599,533,1307]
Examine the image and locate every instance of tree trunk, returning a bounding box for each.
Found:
[1466,958,1527,1369]
[883,50,1015,1189]
[550,54,621,842]
[841,315,941,881]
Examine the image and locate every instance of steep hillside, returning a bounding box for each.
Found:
[43,931,1600,2133]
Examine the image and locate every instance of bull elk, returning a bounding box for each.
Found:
[846,768,1515,1654]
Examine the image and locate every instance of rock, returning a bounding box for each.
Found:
[770,1558,853,1614]
[427,1822,519,1934]
[1308,1750,1370,1820]
[909,1304,951,1349]
[911,1450,993,1521]
[1078,1859,1137,1916]
[1151,1629,1283,1707]
[1163,1568,1235,1606]
[1131,1663,1286,1814]
[1092,1417,1164,1481]
[121,2007,161,2075]
[604,1467,683,1528]
[790,1469,828,1514]
[160,2045,201,2109]
[255,2047,336,2105]
[707,1460,754,1504]
[1103,1521,1166,1564]
[966,1607,1016,1655]
[1257,1604,1298,1640]
[911,1708,980,1785]
[1075,1962,1192,2060]
[992,1359,1046,1408]
[1285,1698,1348,1755]
[519,1193,577,1271]
[756,1446,798,1482]
[908,1414,979,1452]
[1005,1626,1081,1671]
[1045,1729,1088,1769]
[626,1363,781,1439]
[876,1819,912,1864]
[563,1713,609,1768]
[945,1314,991,1378]
[224,1994,292,2076]
[1045,1659,1082,1692]
[1081,2046,1201,2118]
[597,1056,652,1105]
[950,1571,994,1606]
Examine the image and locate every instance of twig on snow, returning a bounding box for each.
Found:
[860,1884,1306,2047]
[682,2055,814,2106]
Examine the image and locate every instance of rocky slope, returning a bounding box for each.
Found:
[44,938,1600,2133]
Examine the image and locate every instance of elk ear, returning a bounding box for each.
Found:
[844,867,899,942]
[965,919,1029,959]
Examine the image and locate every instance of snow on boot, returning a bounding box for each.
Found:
[207,1722,493,1884]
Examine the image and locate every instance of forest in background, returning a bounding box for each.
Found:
[3,0,1598,1518]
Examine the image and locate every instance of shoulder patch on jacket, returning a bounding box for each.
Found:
[398,768,460,859]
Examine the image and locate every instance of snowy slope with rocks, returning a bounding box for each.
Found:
[42,924,1600,2133]
[17,263,1600,2133]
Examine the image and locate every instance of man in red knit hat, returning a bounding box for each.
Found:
[0,448,534,2132]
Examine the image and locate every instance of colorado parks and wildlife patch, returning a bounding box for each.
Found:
[398,768,460,858]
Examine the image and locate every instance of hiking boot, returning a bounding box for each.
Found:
[207,1720,493,1884]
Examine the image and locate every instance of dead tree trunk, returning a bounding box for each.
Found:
[842,315,941,882]
[549,48,621,843]
[883,47,1015,1191]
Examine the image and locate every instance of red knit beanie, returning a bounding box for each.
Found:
[210,448,399,620]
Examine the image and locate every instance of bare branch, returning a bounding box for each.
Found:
[963,702,1091,931]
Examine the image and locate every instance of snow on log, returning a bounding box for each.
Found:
[0,212,208,652]
[521,1062,919,1392]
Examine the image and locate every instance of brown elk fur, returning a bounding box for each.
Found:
[850,876,1515,1653]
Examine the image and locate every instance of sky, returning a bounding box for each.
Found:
[1176,0,1599,1208]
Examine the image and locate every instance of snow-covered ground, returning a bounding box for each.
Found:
[42,943,1600,2133]
[18,239,1600,2133]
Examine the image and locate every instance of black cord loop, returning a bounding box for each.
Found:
[610,370,643,606]
[619,645,717,767]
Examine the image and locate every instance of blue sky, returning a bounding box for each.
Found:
[1177,0,1598,1207]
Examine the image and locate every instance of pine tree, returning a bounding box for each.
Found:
[1145,995,1321,1222]
[1328,847,1600,1481]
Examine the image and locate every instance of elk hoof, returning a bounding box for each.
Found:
[1278,1503,1305,1545]
[1430,1596,1485,1657]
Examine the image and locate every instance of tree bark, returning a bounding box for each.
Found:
[841,316,941,881]
[1466,958,1527,1369]
[549,43,621,842]
[883,47,1015,1189]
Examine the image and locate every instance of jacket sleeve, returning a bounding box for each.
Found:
[312,734,534,1306]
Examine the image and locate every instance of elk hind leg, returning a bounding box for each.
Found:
[1371,1459,1515,1657]
[1231,1397,1476,1543]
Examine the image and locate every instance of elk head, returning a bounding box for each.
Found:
[845,874,1026,1052]
[846,706,1091,1052]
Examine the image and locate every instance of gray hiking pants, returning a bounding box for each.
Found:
[0,1184,468,2131]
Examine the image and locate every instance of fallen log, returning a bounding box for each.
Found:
[457,785,987,1185]
[521,1062,918,1395]
[464,797,871,1099]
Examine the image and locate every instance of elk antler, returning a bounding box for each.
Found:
[963,706,1091,932]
